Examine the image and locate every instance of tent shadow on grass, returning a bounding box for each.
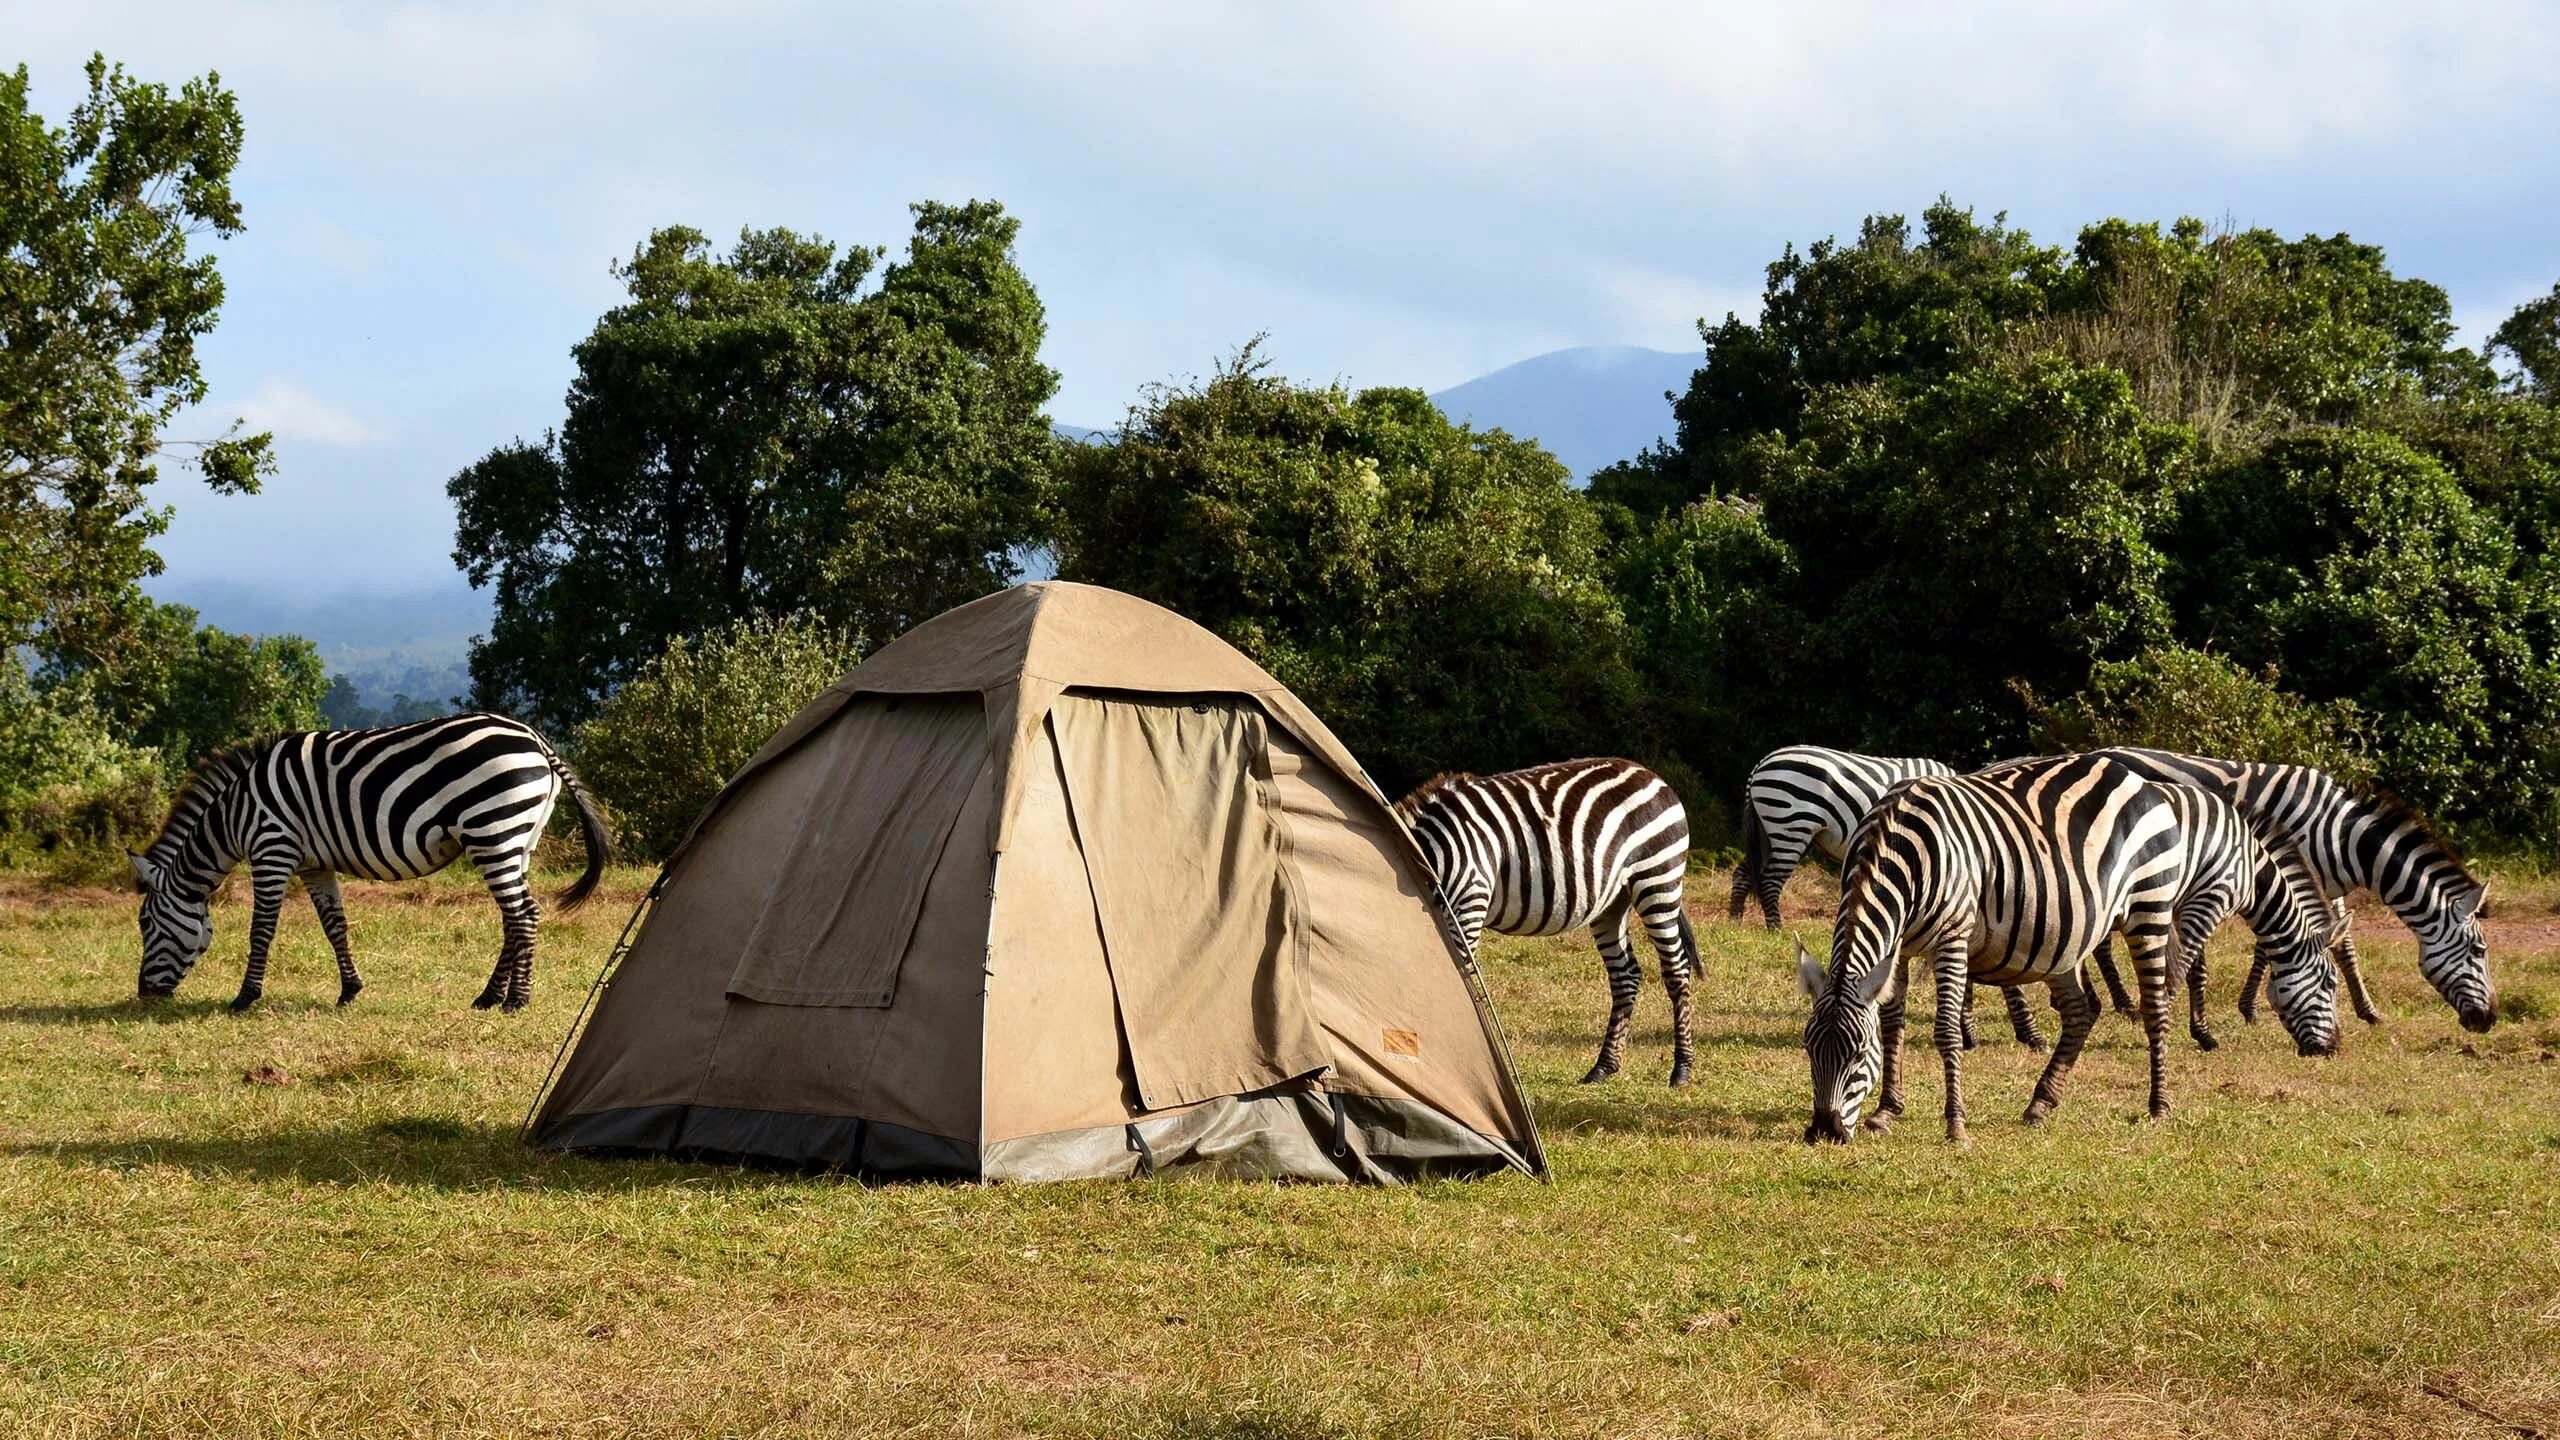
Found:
[1525,1089,1802,1141]
[0,1117,853,1195]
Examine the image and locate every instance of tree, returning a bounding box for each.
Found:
[2490,283,2560,401]
[450,202,1056,730]
[1052,349,1641,790]
[0,56,272,677]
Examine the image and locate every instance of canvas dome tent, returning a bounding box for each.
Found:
[528,582,1545,1183]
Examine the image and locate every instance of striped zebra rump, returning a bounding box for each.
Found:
[2089,746,2494,1033]
[1798,754,2189,1144]
[1397,758,1700,1087]
[1730,746,1954,928]
[132,713,611,1012]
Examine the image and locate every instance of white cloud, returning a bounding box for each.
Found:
[1590,265,1763,351]
[235,378,384,448]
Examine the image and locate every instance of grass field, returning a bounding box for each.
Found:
[2,864,2556,1438]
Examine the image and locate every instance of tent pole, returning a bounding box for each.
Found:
[520,865,668,1142]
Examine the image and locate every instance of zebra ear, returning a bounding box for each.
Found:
[1855,956,1897,1006]
[2467,879,2491,921]
[1795,940,1826,1000]
[129,852,156,889]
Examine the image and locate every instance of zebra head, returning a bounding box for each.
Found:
[132,851,213,998]
[2419,880,2495,1033]
[1797,939,1889,1143]
[2261,937,2341,1058]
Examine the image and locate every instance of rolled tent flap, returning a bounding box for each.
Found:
[726,696,988,1008]
[1048,694,1330,1110]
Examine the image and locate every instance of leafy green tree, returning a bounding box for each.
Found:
[1053,349,1641,789]
[0,56,272,677]
[572,613,861,859]
[450,202,1056,731]
[2170,429,2560,830]
[2490,283,2560,401]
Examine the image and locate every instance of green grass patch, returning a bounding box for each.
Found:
[1,867,2555,1436]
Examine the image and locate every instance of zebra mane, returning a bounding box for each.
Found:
[2348,779,2483,896]
[143,738,273,856]
[1392,770,1477,822]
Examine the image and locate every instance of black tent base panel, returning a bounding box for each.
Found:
[531,1103,977,1180]
[531,1090,1537,1184]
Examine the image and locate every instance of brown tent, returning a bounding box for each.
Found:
[528,582,1545,1183]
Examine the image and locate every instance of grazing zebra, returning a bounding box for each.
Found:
[131,713,610,1013]
[2088,746,2495,1033]
[2141,785,2342,1059]
[1796,755,2340,1144]
[1734,745,2048,1052]
[1395,758,1700,1087]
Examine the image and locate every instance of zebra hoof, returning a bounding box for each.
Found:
[1577,1063,1617,1085]
[337,980,364,1007]
[1666,1062,1692,1088]
[1862,1112,1893,1135]
[2191,1027,2218,1052]
[2021,1101,2052,1127]
[501,995,529,1015]
[227,990,260,1013]
[471,990,504,1011]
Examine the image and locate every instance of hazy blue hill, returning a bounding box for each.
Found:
[145,575,485,710]
[1429,344,1696,480]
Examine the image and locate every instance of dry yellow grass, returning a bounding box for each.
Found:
[1,864,2556,1438]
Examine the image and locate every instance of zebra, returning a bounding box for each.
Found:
[2086,746,2495,1034]
[1733,745,2048,1052]
[131,713,611,1013]
[1395,758,1700,1087]
[1796,754,2339,1144]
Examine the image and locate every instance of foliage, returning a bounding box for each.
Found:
[450,203,1056,731]
[2490,282,2560,400]
[1604,200,2557,842]
[319,677,450,729]
[571,613,861,860]
[1051,349,1641,789]
[0,56,272,675]
[2169,429,2560,832]
[2020,646,2374,781]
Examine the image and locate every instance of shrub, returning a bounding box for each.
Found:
[572,614,861,860]
[0,664,168,878]
[2020,644,2374,781]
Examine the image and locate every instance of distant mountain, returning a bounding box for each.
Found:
[1430,345,1696,480]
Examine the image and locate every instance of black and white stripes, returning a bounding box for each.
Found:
[1731,746,1954,928]
[132,713,611,1012]
[1396,758,1700,1086]
[2089,746,2495,1032]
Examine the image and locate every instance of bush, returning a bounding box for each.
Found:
[2020,645,2374,781]
[573,614,861,860]
[0,664,168,877]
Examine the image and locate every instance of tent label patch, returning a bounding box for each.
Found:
[1382,1027,1421,1058]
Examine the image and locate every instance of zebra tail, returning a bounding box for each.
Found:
[1675,904,1703,981]
[551,757,613,912]
[1729,799,1767,920]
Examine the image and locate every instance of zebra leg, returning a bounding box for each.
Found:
[1581,897,1640,1085]
[2334,914,2382,1026]
[2127,927,2177,1120]
[1958,984,1978,1051]
[2183,930,2217,1053]
[2022,965,2102,1126]
[1755,832,1812,930]
[303,869,363,1006]
[1875,958,1909,1122]
[2001,984,2047,1051]
[1931,944,1972,1144]
[2237,945,2269,1025]
[468,842,543,1013]
[2089,938,2138,1017]
[231,862,291,1012]
[1638,888,1695,1087]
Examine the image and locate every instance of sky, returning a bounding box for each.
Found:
[14,1,2560,598]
